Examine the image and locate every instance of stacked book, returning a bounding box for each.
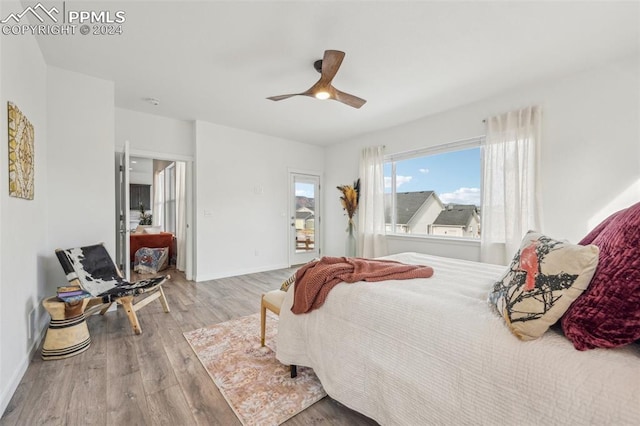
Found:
[57,285,92,303]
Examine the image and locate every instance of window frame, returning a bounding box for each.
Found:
[164,163,176,233]
[384,136,484,240]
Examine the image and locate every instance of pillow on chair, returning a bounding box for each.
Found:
[134,247,169,274]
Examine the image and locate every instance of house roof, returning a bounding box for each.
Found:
[296,208,314,220]
[385,191,435,224]
[433,205,479,227]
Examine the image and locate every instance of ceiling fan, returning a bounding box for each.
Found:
[267,50,367,109]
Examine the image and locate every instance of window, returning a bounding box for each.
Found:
[153,163,176,233]
[164,163,176,233]
[384,138,482,239]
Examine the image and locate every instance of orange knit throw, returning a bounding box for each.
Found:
[291,256,434,314]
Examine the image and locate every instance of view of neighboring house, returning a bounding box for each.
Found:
[295,196,315,250]
[432,204,481,238]
[385,191,444,234]
[386,191,480,238]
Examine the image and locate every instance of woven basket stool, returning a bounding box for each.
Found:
[41,296,92,360]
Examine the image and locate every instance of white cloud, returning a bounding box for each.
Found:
[295,189,313,197]
[419,168,429,174]
[438,187,481,206]
[384,175,413,189]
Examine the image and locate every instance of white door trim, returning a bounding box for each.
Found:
[115,148,196,280]
[288,168,323,267]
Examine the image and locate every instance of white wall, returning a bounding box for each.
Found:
[194,121,323,280]
[43,66,116,344]
[130,157,153,185]
[324,55,640,261]
[0,0,49,413]
[46,67,116,261]
[115,108,194,157]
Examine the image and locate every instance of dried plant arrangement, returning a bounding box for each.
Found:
[337,178,360,224]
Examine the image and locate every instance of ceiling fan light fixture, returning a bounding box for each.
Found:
[314,91,330,100]
[267,50,366,108]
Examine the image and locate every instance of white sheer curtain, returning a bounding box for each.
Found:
[152,170,164,228]
[481,105,542,265]
[175,162,187,271]
[358,146,388,258]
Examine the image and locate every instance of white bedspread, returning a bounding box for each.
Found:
[276,252,640,425]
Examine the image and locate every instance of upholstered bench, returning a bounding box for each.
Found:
[261,288,297,378]
[260,289,286,347]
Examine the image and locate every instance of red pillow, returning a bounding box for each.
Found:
[578,208,625,245]
[561,202,640,350]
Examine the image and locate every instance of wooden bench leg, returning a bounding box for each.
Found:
[99,302,113,315]
[118,296,142,335]
[158,286,170,313]
[291,365,297,378]
[260,296,267,347]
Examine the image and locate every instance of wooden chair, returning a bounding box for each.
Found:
[55,243,170,335]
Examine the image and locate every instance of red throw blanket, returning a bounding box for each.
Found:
[292,256,434,314]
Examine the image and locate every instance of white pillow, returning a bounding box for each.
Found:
[143,226,162,234]
[488,231,599,341]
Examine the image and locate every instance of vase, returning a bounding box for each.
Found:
[345,221,356,257]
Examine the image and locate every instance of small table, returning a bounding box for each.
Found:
[41,296,92,360]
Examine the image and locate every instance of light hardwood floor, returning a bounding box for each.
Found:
[1,268,378,425]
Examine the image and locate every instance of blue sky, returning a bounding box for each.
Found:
[296,182,315,198]
[384,147,481,206]
[294,147,481,206]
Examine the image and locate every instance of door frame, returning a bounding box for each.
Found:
[116,146,196,280]
[288,168,323,267]
[115,141,131,279]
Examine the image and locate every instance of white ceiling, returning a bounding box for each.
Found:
[34,1,639,145]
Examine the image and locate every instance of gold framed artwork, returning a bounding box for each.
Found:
[8,102,34,200]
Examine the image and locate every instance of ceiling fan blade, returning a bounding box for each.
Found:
[333,89,367,109]
[266,93,302,101]
[320,50,345,83]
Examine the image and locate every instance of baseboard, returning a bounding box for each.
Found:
[195,263,289,282]
[0,322,47,417]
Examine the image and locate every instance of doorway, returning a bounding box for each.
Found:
[289,172,321,265]
[116,146,194,280]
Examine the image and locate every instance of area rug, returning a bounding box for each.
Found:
[183,313,326,426]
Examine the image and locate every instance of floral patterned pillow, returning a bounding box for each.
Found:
[280,272,297,292]
[489,231,599,341]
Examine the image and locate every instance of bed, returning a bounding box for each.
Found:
[276,252,640,425]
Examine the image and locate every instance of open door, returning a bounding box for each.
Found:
[116,141,131,279]
[289,172,321,266]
